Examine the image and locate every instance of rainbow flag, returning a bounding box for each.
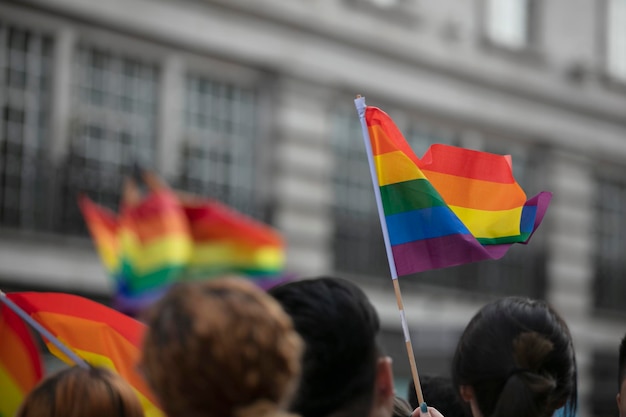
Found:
[0,304,43,417]
[79,177,286,312]
[356,98,551,276]
[7,292,163,417]
[80,187,191,295]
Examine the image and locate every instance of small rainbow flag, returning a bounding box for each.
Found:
[7,292,163,417]
[356,97,551,276]
[0,304,43,417]
[79,176,286,312]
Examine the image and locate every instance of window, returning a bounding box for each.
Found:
[331,108,389,278]
[405,123,456,158]
[0,22,54,230]
[485,0,532,49]
[178,74,259,217]
[62,46,159,233]
[607,0,626,81]
[594,176,626,313]
[343,0,417,26]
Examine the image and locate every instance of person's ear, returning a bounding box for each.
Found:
[617,392,621,413]
[459,385,474,403]
[376,356,394,401]
[369,356,395,417]
[460,385,484,417]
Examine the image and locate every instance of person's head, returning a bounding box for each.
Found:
[269,277,394,417]
[17,366,144,417]
[617,334,626,417]
[141,278,303,417]
[407,377,471,417]
[452,297,577,417]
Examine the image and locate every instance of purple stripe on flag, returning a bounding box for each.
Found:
[521,191,552,244]
[391,234,511,276]
[529,192,552,227]
[253,273,297,290]
[112,286,170,317]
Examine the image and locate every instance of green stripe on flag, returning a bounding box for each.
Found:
[380,178,446,216]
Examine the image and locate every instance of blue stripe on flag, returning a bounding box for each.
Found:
[385,206,471,246]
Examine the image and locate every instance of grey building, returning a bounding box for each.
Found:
[0,0,625,415]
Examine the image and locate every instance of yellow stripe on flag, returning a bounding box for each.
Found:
[449,205,523,239]
[118,232,192,274]
[374,151,427,186]
[0,363,25,417]
[189,244,284,270]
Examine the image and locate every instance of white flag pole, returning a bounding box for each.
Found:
[355,96,425,407]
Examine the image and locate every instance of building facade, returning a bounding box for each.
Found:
[1,0,625,415]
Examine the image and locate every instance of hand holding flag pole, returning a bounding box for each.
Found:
[0,290,89,369]
[355,96,425,406]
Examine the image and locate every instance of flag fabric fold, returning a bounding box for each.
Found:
[356,97,551,276]
[7,292,163,417]
[0,304,43,417]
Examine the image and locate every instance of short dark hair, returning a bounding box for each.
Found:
[452,297,577,417]
[617,335,626,392]
[269,277,381,417]
[407,376,471,417]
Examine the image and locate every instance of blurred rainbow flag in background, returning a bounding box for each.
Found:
[79,174,287,313]
[355,97,551,277]
[0,304,43,417]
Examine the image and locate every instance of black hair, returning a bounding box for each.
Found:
[407,376,471,417]
[452,297,577,417]
[269,277,381,417]
[617,335,626,392]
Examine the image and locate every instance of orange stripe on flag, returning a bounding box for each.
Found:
[422,170,528,211]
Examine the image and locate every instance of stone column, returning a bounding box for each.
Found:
[271,77,334,276]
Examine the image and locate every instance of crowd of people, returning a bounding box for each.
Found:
[13,275,626,417]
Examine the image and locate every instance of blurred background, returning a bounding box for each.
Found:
[0,0,625,415]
